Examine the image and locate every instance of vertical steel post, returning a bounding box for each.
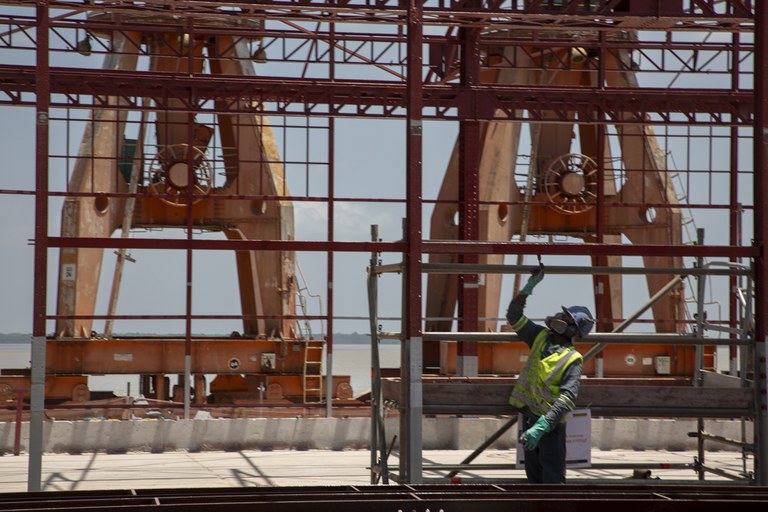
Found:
[595,31,607,244]
[754,0,768,487]
[28,0,50,492]
[593,31,608,377]
[456,4,481,377]
[326,180,334,417]
[183,19,196,419]
[694,229,706,480]
[326,21,336,419]
[400,0,423,484]
[369,226,379,484]
[743,268,753,386]
[14,391,23,456]
[368,225,388,484]
[730,32,742,378]
[184,111,195,417]
[184,210,193,416]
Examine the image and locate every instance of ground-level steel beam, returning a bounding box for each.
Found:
[1,483,767,511]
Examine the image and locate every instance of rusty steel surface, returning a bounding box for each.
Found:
[0,484,766,511]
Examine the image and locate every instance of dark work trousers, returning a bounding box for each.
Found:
[521,414,567,484]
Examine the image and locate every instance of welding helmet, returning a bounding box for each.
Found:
[545,305,595,340]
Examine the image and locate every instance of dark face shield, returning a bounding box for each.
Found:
[545,312,570,335]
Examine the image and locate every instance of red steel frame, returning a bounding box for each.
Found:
[0,0,764,484]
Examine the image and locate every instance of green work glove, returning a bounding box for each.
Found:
[520,415,550,451]
[519,267,544,296]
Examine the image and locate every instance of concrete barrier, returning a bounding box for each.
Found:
[0,417,752,455]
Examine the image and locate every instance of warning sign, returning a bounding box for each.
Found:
[62,264,76,281]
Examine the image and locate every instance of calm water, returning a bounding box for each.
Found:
[0,343,400,398]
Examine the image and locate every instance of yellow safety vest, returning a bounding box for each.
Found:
[509,323,583,421]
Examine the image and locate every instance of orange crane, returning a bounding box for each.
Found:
[3,19,351,406]
[426,32,692,378]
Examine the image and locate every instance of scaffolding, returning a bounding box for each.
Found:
[367,249,757,483]
[0,0,765,490]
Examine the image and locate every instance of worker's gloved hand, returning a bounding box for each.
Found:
[519,265,545,296]
[520,415,550,451]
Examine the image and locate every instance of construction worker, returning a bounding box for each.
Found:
[506,264,594,484]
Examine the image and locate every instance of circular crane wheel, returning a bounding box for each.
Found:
[542,153,598,215]
[147,144,213,207]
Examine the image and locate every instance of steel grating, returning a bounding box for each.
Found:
[0,484,766,511]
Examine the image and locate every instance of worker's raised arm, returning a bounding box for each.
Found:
[505,264,546,347]
[519,260,544,296]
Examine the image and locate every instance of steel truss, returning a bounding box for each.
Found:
[0,0,765,491]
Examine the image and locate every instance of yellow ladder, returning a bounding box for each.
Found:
[302,341,325,404]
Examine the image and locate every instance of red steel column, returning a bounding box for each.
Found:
[456,9,481,377]
[28,0,50,492]
[593,31,608,375]
[326,115,335,417]
[754,0,768,487]
[184,26,196,414]
[400,0,424,484]
[326,21,336,418]
[730,32,742,376]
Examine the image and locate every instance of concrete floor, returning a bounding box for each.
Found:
[0,449,752,492]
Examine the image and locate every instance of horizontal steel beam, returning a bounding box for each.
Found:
[5,0,755,32]
[46,236,759,259]
[420,404,752,418]
[0,65,754,124]
[420,263,750,277]
[422,241,758,258]
[392,462,695,473]
[382,379,755,418]
[420,332,751,345]
[47,236,406,253]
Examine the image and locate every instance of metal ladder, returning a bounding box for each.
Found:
[302,341,324,404]
[292,261,326,403]
[293,262,324,341]
[670,169,721,371]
